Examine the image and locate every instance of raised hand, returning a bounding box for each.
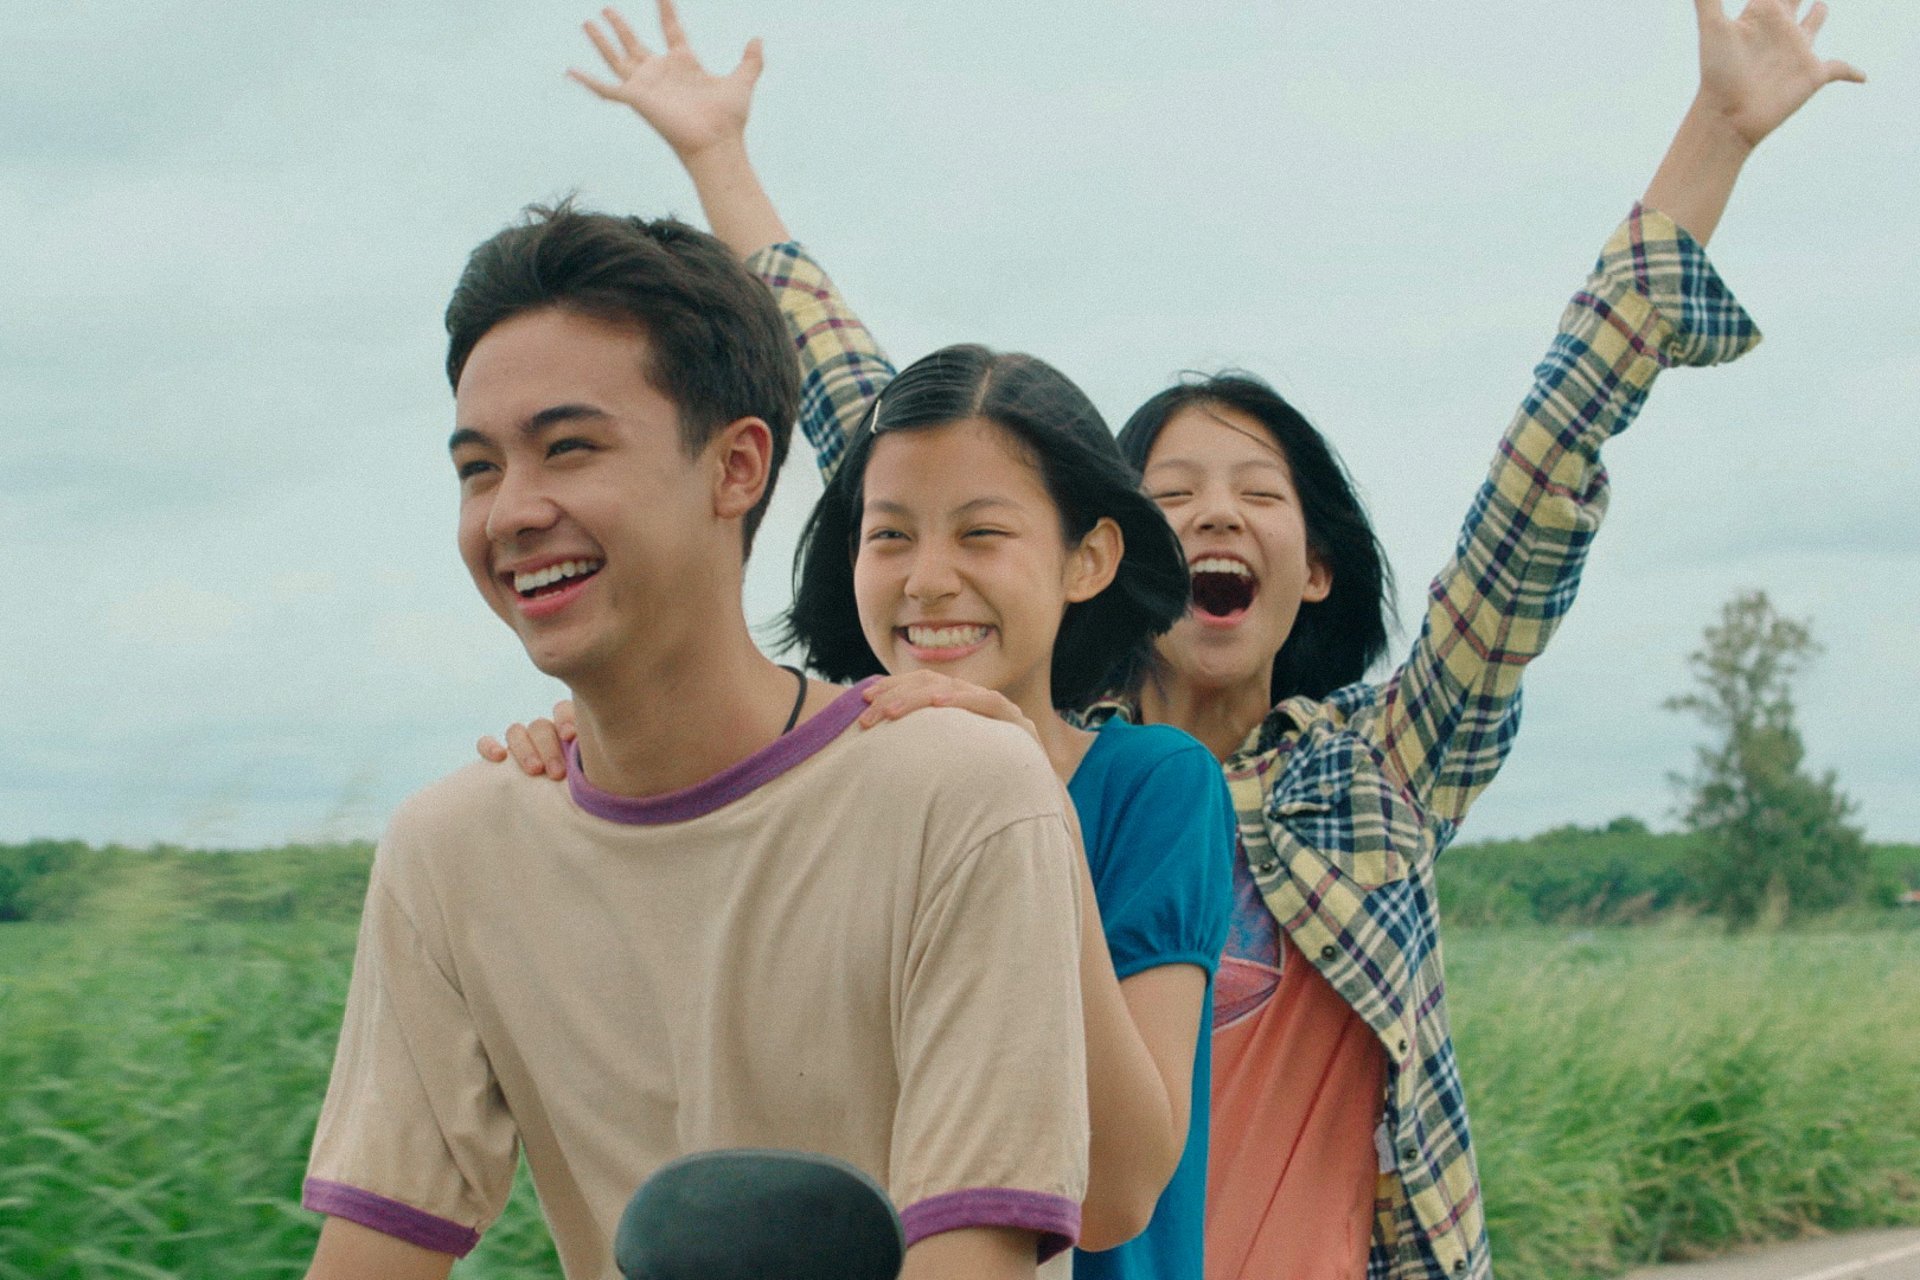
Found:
[569,0,763,163]
[1694,0,1865,149]
[1645,0,1863,243]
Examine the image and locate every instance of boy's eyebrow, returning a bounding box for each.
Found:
[448,404,610,453]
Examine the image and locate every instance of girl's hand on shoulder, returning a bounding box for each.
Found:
[857,672,1041,746]
[569,0,763,164]
[1695,0,1864,150]
[477,700,578,779]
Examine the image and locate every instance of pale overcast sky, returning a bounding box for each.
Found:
[5,0,1915,847]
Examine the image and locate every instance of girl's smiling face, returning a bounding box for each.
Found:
[853,418,1117,715]
[1142,403,1330,699]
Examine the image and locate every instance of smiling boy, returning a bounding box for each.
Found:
[299,204,1090,1280]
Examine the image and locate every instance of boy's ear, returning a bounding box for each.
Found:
[710,417,775,524]
[1064,517,1124,604]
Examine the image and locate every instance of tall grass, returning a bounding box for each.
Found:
[1450,925,1920,1278]
[0,922,554,1279]
[3,912,1915,1278]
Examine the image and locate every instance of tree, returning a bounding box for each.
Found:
[1665,591,1867,928]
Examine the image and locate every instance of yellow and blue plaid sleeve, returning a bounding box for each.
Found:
[744,242,897,483]
[1371,204,1761,835]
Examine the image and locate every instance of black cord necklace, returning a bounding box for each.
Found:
[778,665,807,736]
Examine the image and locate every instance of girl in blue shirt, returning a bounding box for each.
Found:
[785,340,1235,1280]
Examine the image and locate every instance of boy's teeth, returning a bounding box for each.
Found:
[906,624,990,649]
[513,558,602,594]
[1191,557,1252,578]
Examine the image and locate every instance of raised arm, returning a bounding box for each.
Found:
[1348,0,1860,845]
[570,0,788,256]
[572,1,896,481]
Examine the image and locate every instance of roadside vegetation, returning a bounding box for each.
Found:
[2,831,1916,1279]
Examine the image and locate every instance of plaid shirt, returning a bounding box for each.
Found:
[748,206,1760,1280]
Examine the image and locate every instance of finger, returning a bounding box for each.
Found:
[478,735,507,763]
[733,36,764,84]
[858,694,904,727]
[656,0,690,51]
[859,694,911,726]
[1693,0,1726,28]
[1800,0,1827,37]
[529,721,569,776]
[553,700,579,739]
[603,7,650,61]
[567,67,626,99]
[858,689,940,727]
[1823,57,1867,83]
[506,723,548,776]
[584,20,631,74]
[857,680,891,726]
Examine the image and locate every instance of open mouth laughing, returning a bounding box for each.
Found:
[1189,556,1258,623]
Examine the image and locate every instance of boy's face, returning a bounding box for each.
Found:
[449,306,714,685]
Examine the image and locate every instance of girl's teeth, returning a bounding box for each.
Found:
[906,625,989,649]
[1190,557,1252,577]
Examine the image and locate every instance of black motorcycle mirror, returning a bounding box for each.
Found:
[614,1148,905,1280]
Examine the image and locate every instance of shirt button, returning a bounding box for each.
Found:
[1402,1146,1417,1162]
[1453,1260,1468,1273]
[1320,944,1337,961]
[1254,858,1278,875]
[1397,1038,1409,1056]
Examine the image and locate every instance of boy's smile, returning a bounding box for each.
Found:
[501,554,607,619]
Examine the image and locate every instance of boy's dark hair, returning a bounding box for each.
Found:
[785,344,1190,709]
[1118,374,1395,704]
[444,200,800,553]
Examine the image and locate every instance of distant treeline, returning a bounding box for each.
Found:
[1438,817,1920,926]
[0,839,374,924]
[3,821,1917,926]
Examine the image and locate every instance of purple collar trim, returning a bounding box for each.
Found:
[567,678,875,826]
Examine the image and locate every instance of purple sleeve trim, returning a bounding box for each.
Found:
[302,1178,481,1258]
[900,1187,1082,1262]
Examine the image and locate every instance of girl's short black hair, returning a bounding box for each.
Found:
[1118,373,1395,704]
[785,344,1189,709]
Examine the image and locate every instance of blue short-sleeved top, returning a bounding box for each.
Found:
[1068,718,1235,1280]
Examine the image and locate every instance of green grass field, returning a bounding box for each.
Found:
[2,913,1916,1278]
[1449,925,1920,1278]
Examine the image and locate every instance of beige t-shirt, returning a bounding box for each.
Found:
[303,683,1089,1279]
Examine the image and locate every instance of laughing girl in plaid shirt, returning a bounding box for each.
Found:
[495,3,1864,1277]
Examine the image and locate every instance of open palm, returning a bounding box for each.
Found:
[1698,0,1864,148]
[570,0,763,161]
